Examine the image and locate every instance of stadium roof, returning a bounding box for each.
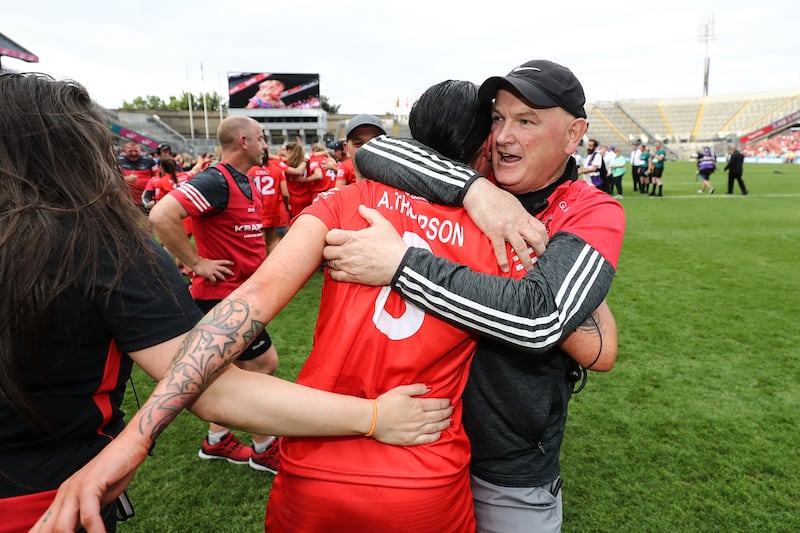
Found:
[0,32,39,67]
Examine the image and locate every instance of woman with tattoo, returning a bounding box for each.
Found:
[0,73,452,533]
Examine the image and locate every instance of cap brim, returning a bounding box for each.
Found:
[345,124,386,139]
[478,76,560,109]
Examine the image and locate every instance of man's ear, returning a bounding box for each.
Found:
[480,135,493,162]
[565,118,588,155]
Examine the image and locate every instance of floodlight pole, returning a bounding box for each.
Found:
[698,14,715,97]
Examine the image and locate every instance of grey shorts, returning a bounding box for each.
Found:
[471,475,563,533]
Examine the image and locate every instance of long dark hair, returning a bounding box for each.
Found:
[0,73,153,422]
[159,158,179,187]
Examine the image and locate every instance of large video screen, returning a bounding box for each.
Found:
[228,72,320,109]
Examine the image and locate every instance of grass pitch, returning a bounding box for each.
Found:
[120,161,800,532]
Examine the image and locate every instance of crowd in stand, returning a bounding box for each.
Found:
[741,130,800,161]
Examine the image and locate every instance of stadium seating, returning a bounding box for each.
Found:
[106,90,799,160]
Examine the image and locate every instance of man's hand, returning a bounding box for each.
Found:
[463,178,548,272]
[188,256,234,285]
[323,205,407,286]
[30,432,152,533]
[372,384,453,446]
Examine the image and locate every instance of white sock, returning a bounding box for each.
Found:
[207,429,229,445]
[253,436,276,454]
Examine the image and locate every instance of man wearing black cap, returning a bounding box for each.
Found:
[326,139,348,163]
[324,59,625,532]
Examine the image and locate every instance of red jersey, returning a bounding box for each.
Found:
[541,179,624,268]
[248,161,290,228]
[267,181,528,532]
[336,157,356,185]
[169,163,265,300]
[308,152,337,197]
[284,155,314,217]
[144,174,177,202]
[118,155,156,205]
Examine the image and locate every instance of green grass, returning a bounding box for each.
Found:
[120,162,800,532]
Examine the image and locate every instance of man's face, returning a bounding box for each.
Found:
[123,143,142,160]
[489,89,579,194]
[587,140,598,153]
[244,122,268,167]
[345,126,384,158]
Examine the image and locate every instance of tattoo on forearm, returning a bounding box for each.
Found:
[582,312,603,369]
[577,312,602,335]
[137,298,266,439]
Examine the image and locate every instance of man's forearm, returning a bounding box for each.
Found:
[355,136,482,205]
[391,233,614,353]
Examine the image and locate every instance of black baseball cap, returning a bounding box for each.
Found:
[157,143,172,153]
[327,140,346,151]
[478,59,587,119]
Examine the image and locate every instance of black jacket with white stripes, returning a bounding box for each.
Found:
[355,136,621,488]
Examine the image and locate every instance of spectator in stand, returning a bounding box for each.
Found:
[150,116,282,473]
[697,146,717,194]
[335,114,387,187]
[724,145,748,195]
[248,147,291,253]
[609,146,626,199]
[630,143,642,193]
[118,140,156,211]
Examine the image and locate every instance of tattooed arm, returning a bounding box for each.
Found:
[32,214,453,533]
[559,299,617,371]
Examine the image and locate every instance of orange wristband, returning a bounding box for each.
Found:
[365,399,378,437]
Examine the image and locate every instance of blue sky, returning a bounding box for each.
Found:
[4,0,798,114]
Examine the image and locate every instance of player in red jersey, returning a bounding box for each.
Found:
[282,139,320,217]
[335,114,386,187]
[308,142,338,199]
[150,116,283,472]
[117,140,156,210]
[248,147,291,253]
[142,159,180,210]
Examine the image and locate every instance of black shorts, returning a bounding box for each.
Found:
[652,166,664,178]
[194,299,273,361]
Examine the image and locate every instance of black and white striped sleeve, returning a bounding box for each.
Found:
[389,232,616,353]
[354,136,483,206]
